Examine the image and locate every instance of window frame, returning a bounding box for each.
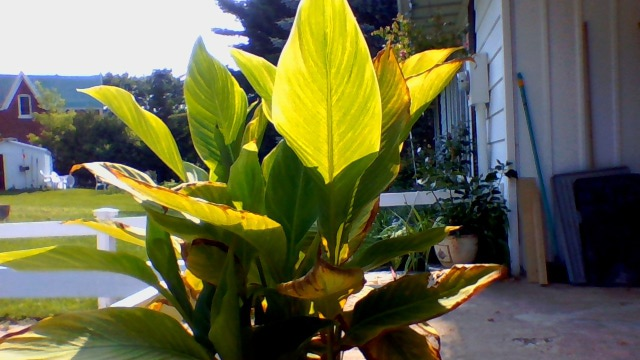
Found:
[18,94,33,119]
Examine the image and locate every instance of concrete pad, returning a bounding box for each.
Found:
[344,275,640,359]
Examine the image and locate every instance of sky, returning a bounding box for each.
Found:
[0,0,245,77]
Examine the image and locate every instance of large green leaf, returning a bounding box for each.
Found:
[272,0,381,185]
[64,219,146,247]
[358,324,441,360]
[230,49,276,119]
[111,170,286,282]
[263,141,318,263]
[352,48,410,211]
[0,308,209,359]
[0,246,179,308]
[209,245,242,360]
[78,86,186,182]
[146,218,194,327]
[348,226,457,272]
[228,141,266,213]
[345,265,505,345]
[185,37,248,181]
[271,0,381,264]
[277,258,364,300]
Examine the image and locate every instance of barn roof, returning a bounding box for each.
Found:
[0,73,103,111]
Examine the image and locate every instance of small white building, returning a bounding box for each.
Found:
[0,138,52,190]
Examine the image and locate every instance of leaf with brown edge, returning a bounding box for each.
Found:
[70,162,155,201]
[64,219,146,247]
[406,59,468,123]
[277,257,364,300]
[172,181,233,206]
[108,168,287,282]
[345,264,506,345]
[359,324,441,360]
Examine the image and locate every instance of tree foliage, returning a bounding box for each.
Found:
[30,70,196,185]
[214,0,397,62]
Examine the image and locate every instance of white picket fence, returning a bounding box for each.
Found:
[0,191,441,308]
[0,208,148,307]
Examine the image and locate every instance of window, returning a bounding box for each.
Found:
[18,94,32,119]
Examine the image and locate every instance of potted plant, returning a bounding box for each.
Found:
[418,125,513,267]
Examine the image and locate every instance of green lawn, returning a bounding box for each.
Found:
[0,188,145,223]
[0,188,148,319]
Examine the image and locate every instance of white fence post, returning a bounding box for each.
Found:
[93,207,119,308]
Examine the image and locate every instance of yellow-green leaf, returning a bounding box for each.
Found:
[0,308,209,359]
[401,47,463,78]
[407,59,467,122]
[241,103,269,148]
[78,86,186,182]
[70,162,155,198]
[271,0,381,184]
[231,49,276,119]
[277,258,364,300]
[110,169,286,282]
[351,47,410,217]
[64,219,146,247]
[185,37,248,181]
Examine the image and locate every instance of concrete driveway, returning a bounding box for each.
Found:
[345,275,640,360]
[431,278,640,359]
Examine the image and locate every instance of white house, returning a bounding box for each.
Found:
[403,0,640,280]
[0,138,52,190]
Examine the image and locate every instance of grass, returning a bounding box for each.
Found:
[0,188,145,223]
[0,188,147,319]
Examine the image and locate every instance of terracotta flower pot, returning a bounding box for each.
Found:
[434,234,478,268]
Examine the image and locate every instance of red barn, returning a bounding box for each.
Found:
[0,72,102,142]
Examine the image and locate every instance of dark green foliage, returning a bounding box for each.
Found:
[215,0,397,63]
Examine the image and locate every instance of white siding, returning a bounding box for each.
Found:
[474,0,519,275]
[617,0,640,172]
[511,0,640,261]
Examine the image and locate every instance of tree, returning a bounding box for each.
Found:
[214,0,397,62]
[28,83,77,174]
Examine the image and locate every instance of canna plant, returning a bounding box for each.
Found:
[0,0,504,359]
